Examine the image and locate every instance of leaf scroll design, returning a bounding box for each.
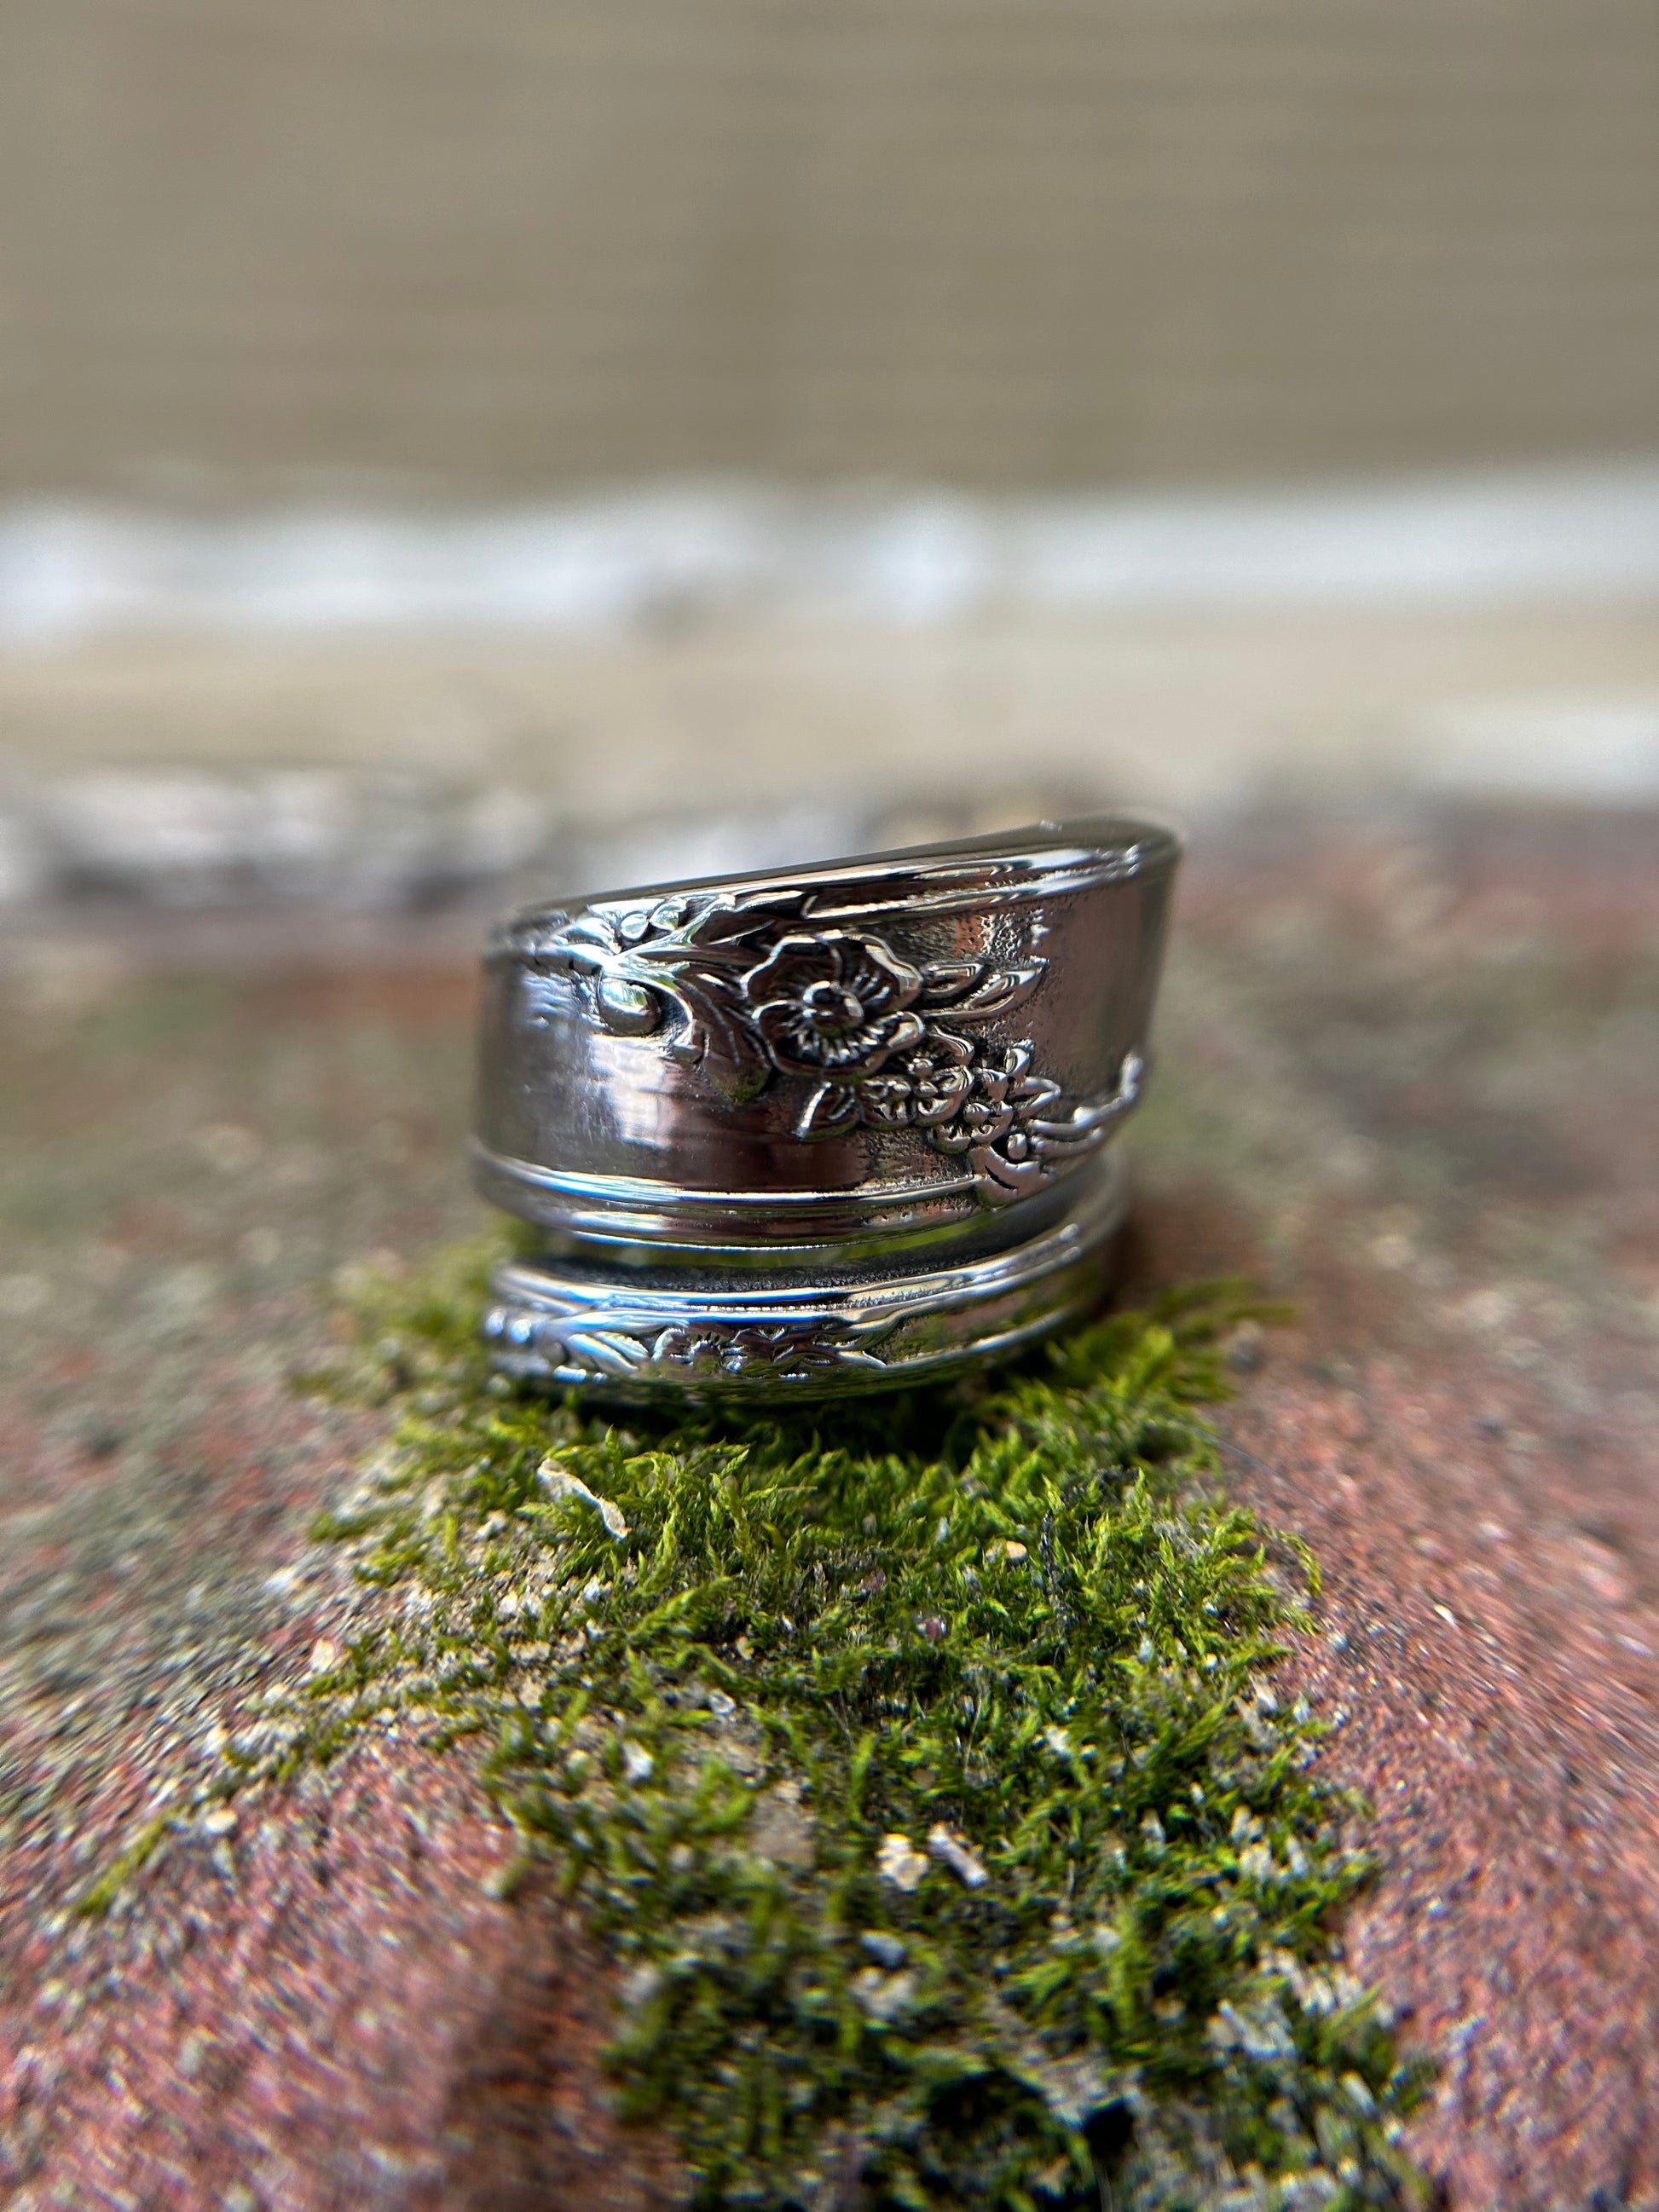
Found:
[483,1302,892,1384]
[915,961,1047,1022]
[525,889,808,1103]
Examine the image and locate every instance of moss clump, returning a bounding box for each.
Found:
[276,1260,1428,2210]
[73,1809,175,1917]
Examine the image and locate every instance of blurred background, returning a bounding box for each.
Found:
[0,0,1656,914]
[6,17,1659,2200]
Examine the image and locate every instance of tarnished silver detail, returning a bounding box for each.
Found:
[476,815,1178,1397]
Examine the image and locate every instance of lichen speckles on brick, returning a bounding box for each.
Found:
[228,1254,1431,2211]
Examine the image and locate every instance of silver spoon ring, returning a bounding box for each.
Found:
[473,814,1180,1400]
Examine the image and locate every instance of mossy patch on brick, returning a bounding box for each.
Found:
[258,1252,1430,2209]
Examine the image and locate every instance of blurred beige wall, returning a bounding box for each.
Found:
[3,0,1656,499]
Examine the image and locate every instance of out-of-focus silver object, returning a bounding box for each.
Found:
[474,816,1180,1399]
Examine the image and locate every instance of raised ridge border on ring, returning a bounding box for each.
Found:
[482,1152,1130,1401]
[474,813,1179,1397]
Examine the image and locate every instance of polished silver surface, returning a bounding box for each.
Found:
[475,814,1179,1397]
[483,1151,1130,1399]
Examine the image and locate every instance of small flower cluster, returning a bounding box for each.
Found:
[740,929,1075,1197]
[870,1034,1062,1160]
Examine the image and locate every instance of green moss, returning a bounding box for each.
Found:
[74,1809,175,1917]
[274,1258,1429,2210]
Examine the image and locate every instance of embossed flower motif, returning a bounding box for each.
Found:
[930,1042,1062,1159]
[651,1322,849,1377]
[856,1031,977,1129]
[743,931,926,1079]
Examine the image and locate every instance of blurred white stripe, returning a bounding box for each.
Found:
[3,465,1657,646]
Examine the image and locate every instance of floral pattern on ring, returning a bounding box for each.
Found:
[525,896,1140,1208]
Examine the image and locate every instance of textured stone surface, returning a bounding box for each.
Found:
[2,800,1656,2209]
[1135,805,1659,2210]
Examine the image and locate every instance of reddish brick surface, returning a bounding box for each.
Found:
[6,1746,680,2212]
[1224,1349,1659,2212]
[2,802,1656,2209]
[1131,803,1659,2210]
